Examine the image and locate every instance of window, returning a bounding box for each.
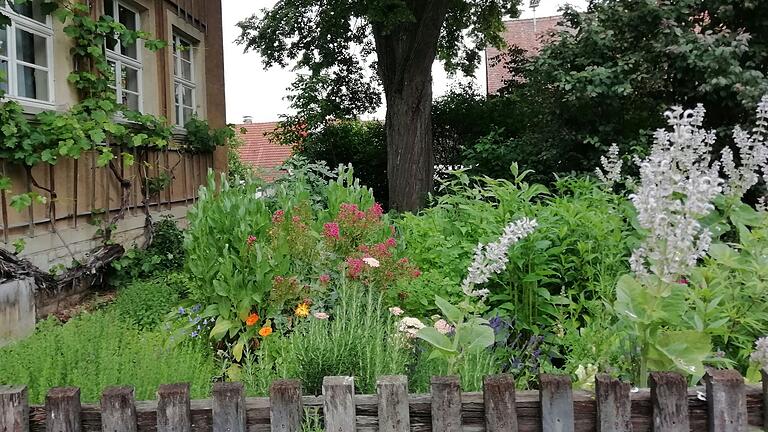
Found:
[172,34,195,127]
[0,0,53,103]
[103,0,141,111]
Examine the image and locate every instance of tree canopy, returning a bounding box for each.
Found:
[237,0,522,210]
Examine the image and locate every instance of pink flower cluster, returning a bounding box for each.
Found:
[323,222,340,239]
[272,210,285,224]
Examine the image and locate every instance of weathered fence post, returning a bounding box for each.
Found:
[101,387,137,432]
[377,375,410,432]
[0,386,29,432]
[270,379,303,432]
[762,368,768,431]
[704,370,746,432]
[595,375,631,432]
[484,374,518,432]
[212,382,246,432]
[539,374,574,432]
[323,376,356,432]
[157,384,192,432]
[46,387,81,432]
[431,376,462,432]
[649,372,688,432]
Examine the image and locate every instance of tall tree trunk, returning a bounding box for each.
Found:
[373,0,448,212]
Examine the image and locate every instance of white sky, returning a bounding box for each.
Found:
[222,1,588,124]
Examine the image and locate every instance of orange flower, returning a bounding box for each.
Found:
[245,313,259,327]
[259,326,273,337]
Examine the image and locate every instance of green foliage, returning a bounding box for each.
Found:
[184,118,240,154]
[415,296,495,375]
[396,170,633,328]
[112,273,191,330]
[185,162,405,361]
[290,120,389,206]
[237,0,522,119]
[690,210,768,372]
[493,0,768,177]
[111,216,185,283]
[264,285,411,395]
[0,311,214,404]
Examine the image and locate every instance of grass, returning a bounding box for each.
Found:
[0,310,215,403]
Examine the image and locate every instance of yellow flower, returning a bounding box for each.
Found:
[295,302,310,318]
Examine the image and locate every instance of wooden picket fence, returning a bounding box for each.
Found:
[1,370,767,432]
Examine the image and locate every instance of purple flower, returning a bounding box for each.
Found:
[178,307,186,315]
[190,331,199,338]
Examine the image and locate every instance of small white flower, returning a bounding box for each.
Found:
[363,257,380,268]
[313,312,329,320]
[397,317,425,338]
[434,319,453,335]
[596,143,623,187]
[388,306,404,316]
[750,336,768,369]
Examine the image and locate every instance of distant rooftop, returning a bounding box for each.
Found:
[236,121,292,181]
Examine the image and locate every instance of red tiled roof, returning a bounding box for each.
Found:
[237,122,293,180]
[486,15,564,95]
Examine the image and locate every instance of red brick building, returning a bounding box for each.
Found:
[485,15,563,94]
[237,121,293,180]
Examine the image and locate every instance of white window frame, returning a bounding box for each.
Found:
[172,33,196,127]
[0,0,55,108]
[103,0,143,112]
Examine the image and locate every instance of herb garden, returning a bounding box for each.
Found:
[2,97,768,406]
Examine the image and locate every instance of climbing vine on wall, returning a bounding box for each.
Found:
[0,0,228,245]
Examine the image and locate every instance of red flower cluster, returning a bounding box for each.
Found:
[344,238,421,288]
[323,222,340,239]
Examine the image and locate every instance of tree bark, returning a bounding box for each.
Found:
[373,0,449,211]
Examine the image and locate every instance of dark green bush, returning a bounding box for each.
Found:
[111,216,185,284]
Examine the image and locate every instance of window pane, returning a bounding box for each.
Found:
[123,91,139,111]
[0,27,7,57]
[102,0,114,17]
[182,86,193,107]
[118,5,138,59]
[121,65,138,92]
[0,61,8,94]
[16,28,48,67]
[175,103,181,126]
[183,107,193,124]
[179,44,191,62]
[181,60,192,81]
[9,0,46,24]
[17,64,48,100]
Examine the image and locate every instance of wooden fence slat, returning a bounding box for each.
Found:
[762,368,768,431]
[377,375,409,432]
[156,384,191,432]
[100,386,136,432]
[595,374,631,432]
[705,370,746,432]
[0,386,29,432]
[322,376,356,432]
[45,387,81,432]
[649,372,688,432]
[430,376,462,432]
[483,374,517,432]
[539,374,574,432]
[269,379,302,432]
[212,382,246,432]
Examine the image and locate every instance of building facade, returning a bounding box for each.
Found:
[0,0,226,271]
[485,15,563,95]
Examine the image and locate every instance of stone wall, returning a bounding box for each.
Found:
[0,278,36,347]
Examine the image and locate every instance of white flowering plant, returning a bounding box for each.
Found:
[608,97,768,387]
[415,295,495,375]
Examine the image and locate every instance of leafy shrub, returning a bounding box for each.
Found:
[185,164,417,362]
[292,120,389,206]
[112,273,192,330]
[111,216,185,284]
[0,311,214,403]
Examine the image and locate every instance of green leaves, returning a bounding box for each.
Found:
[647,330,711,383]
[435,295,462,324]
[416,327,455,353]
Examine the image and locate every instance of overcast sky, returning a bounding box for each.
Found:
[222,1,588,124]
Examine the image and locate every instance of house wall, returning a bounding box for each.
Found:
[0,0,226,270]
